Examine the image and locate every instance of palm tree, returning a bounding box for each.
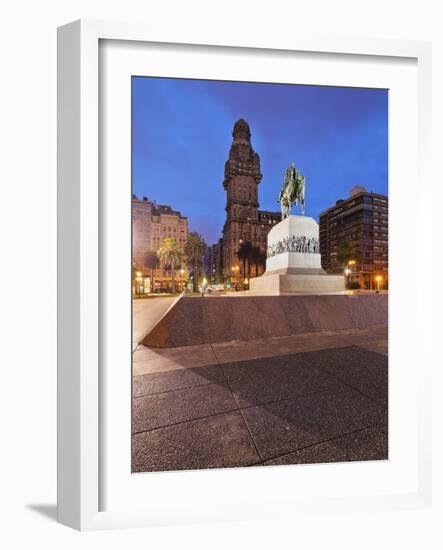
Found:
[258,248,267,276]
[250,245,264,277]
[143,250,160,293]
[237,241,253,278]
[157,237,183,294]
[184,232,207,293]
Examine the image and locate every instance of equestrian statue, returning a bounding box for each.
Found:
[278,162,305,219]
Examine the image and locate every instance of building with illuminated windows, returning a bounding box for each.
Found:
[132,196,189,293]
[319,186,388,289]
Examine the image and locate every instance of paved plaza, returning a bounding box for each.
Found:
[132,310,388,472]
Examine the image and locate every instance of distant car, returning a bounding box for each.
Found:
[208,284,224,292]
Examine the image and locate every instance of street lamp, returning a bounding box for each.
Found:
[375,274,383,292]
[134,271,143,295]
[231,265,240,290]
[344,260,355,289]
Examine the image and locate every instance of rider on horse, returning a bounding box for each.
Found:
[278,162,305,219]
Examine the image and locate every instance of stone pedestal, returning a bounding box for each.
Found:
[250,215,345,295]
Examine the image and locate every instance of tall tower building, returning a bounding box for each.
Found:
[221,119,281,281]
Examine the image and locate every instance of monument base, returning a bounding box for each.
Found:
[249,215,345,295]
[249,269,345,295]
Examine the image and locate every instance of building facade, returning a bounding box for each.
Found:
[319,186,388,289]
[208,238,224,284]
[221,119,281,284]
[132,196,189,293]
[208,243,218,284]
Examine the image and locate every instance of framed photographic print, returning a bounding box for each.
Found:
[57,19,434,530]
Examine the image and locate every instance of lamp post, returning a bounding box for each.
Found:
[375,274,383,292]
[344,259,356,289]
[231,265,239,288]
[134,271,143,296]
[201,276,208,297]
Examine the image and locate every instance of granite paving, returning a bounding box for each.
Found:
[133,363,224,397]
[299,345,388,405]
[133,382,237,433]
[132,327,388,472]
[240,386,385,461]
[220,355,343,408]
[132,411,261,472]
[210,325,387,363]
[357,339,388,356]
[264,424,388,466]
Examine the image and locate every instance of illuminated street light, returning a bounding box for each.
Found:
[134,271,143,296]
[375,274,383,292]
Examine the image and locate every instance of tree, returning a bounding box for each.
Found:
[257,248,267,276]
[157,237,183,294]
[238,241,253,278]
[143,250,160,293]
[336,241,359,268]
[184,232,207,293]
[250,245,264,277]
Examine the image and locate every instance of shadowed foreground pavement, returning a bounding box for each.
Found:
[132,326,388,472]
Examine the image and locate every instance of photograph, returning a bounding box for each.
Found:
[131,76,389,473]
[1,0,438,540]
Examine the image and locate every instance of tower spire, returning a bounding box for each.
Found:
[232,118,251,142]
[223,119,262,190]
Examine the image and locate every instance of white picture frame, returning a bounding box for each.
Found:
[57,19,434,531]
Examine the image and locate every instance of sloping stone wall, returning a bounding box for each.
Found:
[142,294,388,348]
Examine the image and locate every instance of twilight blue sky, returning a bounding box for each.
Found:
[132,77,388,245]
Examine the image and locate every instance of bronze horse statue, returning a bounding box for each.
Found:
[278,162,305,219]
